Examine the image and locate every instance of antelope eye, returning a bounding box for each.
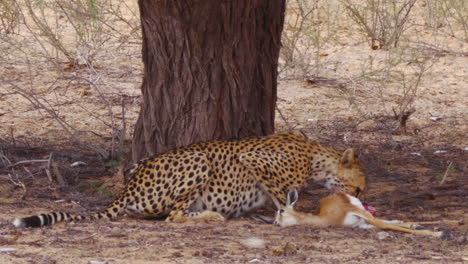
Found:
[279,209,284,214]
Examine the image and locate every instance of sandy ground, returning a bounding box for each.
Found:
[0,166,466,264]
[0,0,467,263]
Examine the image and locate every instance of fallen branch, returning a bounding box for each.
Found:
[416,42,468,57]
[7,159,49,168]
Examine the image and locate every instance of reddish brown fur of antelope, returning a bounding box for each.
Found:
[274,190,445,238]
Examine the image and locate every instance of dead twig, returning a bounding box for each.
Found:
[119,96,127,155]
[23,167,36,180]
[416,42,468,57]
[0,231,22,246]
[52,161,65,185]
[0,153,13,167]
[275,105,294,131]
[392,107,416,133]
[439,161,453,186]
[7,159,49,168]
[7,173,27,198]
[45,152,53,183]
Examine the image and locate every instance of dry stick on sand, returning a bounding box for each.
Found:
[23,167,35,180]
[45,152,53,182]
[52,161,66,185]
[417,42,468,57]
[7,159,50,168]
[6,153,56,183]
[118,96,128,155]
[7,173,27,199]
[275,105,295,131]
[0,153,13,167]
[439,161,453,186]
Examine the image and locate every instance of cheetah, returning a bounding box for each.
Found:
[12,131,366,228]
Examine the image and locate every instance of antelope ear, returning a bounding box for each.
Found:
[340,148,356,167]
[287,189,299,207]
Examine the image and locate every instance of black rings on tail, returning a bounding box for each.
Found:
[12,198,127,228]
[12,212,82,228]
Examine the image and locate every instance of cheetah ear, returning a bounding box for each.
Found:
[286,189,299,207]
[340,148,356,167]
[298,130,308,139]
[290,130,308,140]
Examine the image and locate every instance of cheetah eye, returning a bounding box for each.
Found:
[278,209,284,214]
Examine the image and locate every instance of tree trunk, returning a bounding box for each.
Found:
[132,0,286,164]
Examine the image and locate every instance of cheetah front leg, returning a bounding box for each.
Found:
[186,210,225,222]
[239,151,308,207]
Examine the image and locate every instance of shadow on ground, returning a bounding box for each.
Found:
[0,127,466,264]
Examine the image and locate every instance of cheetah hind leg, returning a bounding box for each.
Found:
[162,152,223,223]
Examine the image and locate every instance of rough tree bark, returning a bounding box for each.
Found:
[132,0,286,164]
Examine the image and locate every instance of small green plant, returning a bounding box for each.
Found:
[87,182,114,198]
[108,159,120,171]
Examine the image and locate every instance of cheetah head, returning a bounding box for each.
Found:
[327,148,366,198]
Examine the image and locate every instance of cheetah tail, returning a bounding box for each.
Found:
[12,195,129,228]
[12,212,85,228]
